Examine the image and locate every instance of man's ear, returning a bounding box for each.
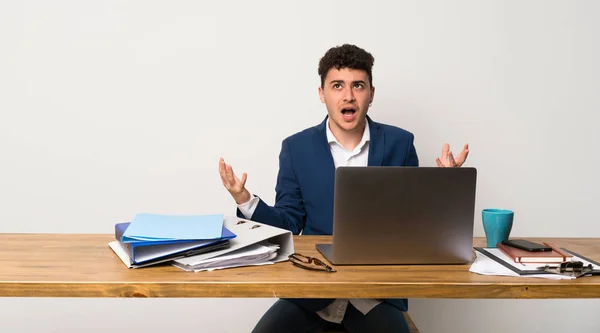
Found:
[318,86,326,103]
[370,86,375,104]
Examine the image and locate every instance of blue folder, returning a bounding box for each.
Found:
[121,213,225,243]
[115,222,236,265]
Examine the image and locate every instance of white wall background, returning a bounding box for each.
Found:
[1,0,599,332]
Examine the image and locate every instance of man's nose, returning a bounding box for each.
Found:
[343,87,355,102]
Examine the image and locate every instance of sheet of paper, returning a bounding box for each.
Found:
[194,242,278,264]
[194,248,278,270]
[122,213,224,242]
[172,242,280,272]
[173,259,276,272]
[469,250,574,280]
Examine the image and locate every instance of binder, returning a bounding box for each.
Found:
[109,222,236,268]
[172,216,295,271]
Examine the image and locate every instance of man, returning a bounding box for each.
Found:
[219,44,469,333]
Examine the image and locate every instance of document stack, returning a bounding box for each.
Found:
[172,216,295,272]
[471,245,600,280]
[109,213,236,268]
[173,241,280,272]
[108,214,295,271]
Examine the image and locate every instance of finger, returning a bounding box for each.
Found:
[441,143,449,161]
[218,163,229,183]
[228,164,244,188]
[226,164,236,185]
[435,158,445,167]
[455,144,469,166]
[448,151,457,167]
[219,158,226,176]
[240,172,247,187]
[455,152,468,167]
[219,175,230,189]
[460,144,469,165]
[219,168,230,186]
[231,165,242,184]
[218,159,230,186]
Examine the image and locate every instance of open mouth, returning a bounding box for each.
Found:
[341,108,356,120]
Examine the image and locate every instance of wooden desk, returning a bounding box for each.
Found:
[1,234,599,299]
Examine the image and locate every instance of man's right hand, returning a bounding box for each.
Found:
[219,158,251,205]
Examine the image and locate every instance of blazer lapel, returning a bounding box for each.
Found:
[314,117,335,197]
[367,116,385,166]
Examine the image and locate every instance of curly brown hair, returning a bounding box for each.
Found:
[318,44,374,88]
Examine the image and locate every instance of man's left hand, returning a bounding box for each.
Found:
[436,143,469,167]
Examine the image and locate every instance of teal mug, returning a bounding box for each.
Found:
[482,209,514,248]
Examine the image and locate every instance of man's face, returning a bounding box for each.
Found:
[319,67,374,136]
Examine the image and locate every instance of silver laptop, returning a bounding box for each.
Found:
[316,166,477,265]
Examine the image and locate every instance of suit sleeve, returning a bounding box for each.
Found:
[405,132,419,166]
[236,139,306,234]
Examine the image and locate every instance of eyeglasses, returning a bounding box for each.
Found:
[288,253,336,272]
[539,261,596,277]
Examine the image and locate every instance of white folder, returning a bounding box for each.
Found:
[172,216,295,271]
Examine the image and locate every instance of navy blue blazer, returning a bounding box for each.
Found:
[237,115,419,313]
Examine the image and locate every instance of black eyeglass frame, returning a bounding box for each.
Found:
[288,253,337,272]
[539,261,596,277]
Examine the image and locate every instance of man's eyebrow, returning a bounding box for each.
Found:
[328,80,367,85]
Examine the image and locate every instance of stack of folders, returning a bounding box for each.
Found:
[109,213,236,268]
[172,216,295,272]
[108,214,295,271]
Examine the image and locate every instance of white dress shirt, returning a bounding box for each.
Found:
[238,119,382,323]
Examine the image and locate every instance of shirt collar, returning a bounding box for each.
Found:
[326,117,370,150]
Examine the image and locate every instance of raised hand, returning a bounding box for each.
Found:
[435,143,469,167]
[219,158,251,204]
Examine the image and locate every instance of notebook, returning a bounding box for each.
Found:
[497,242,573,264]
